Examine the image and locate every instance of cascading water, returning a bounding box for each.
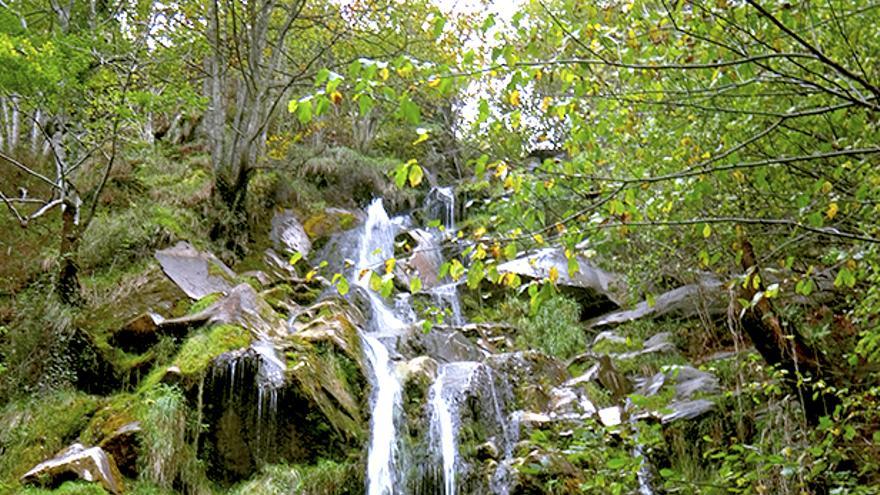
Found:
[427,363,480,495]
[354,198,408,495]
[426,186,456,233]
[423,362,513,495]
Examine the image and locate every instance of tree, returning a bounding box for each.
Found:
[0,0,161,302]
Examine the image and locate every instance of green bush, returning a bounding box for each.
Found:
[513,293,587,360]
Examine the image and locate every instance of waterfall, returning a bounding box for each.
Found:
[426,186,456,233]
[428,282,464,327]
[355,198,408,495]
[427,363,480,495]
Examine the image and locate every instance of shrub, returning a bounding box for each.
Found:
[513,293,587,360]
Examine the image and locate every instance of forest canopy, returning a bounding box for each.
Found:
[1,0,880,494]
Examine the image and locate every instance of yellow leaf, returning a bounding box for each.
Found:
[305,270,317,282]
[827,202,839,220]
[703,224,712,238]
[540,96,552,112]
[533,233,545,245]
[548,266,559,283]
[412,129,429,145]
[509,90,520,106]
[330,91,343,104]
[384,258,396,274]
[821,181,833,194]
[427,77,440,88]
[379,67,390,80]
[494,162,509,178]
[473,226,487,238]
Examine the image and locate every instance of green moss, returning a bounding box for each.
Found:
[0,390,102,488]
[188,292,223,315]
[18,480,110,495]
[173,324,252,376]
[231,459,363,495]
[79,393,139,446]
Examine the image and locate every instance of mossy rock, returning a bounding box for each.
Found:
[199,299,370,483]
[174,324,252,377]
[0,391,102,489]
[302,208,361,241]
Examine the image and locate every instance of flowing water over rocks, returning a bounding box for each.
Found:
[17,189,724,494]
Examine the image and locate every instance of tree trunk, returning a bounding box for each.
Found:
[737,239,836,425]
[210,154,250,258]
[58,199,81,305]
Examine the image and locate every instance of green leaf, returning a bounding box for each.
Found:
[449,260,465,281]
[381,278,394,298]
[467,261,484,289]
[289,252,303,265]
[336,276,350,296]
[394,163,409,189]
[401,97,420,125]
[297,100,312,124]
[358,93,374,116]
[410,276,422,293]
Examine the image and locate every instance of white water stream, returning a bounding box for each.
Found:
[355,199,407,495]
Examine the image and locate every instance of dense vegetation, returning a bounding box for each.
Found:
[1,0,880,493]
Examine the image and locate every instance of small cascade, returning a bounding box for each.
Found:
[428,282,464,327]
[427,362,481,495]
[203,341,289,476]
[422,362,512,495]
[354,198,409,494]
[425,186,456,233]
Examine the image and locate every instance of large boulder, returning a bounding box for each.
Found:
[21,443,125,494]
[588,276,726,328]
[270,209,312,257]
[498,248,625,318]
[99,422,141,479]
[200,298,371,483]
[155,241,237,300]
[395,229,444,290]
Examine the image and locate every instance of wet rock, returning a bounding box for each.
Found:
[661,399,715,423]
[634,365,719,400]
[476,440,500,461]
[588,276,726,328]
[397,326,486,364]
[455,322,517,354]
[270,209,312,257]
[614,331,677,360]
[597,406,623,427]
[591,330,628,353]
[498,248,625,317]
[201,299,370,482]
[21,443,125,494]
[99,422,141,478]
[487,351,569,412]
[110,312,163,353]
[241,270,272,288]
[548,386,597,416]
[399,356,439,384]
[187,283,287,340]
[155,241,237,300]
